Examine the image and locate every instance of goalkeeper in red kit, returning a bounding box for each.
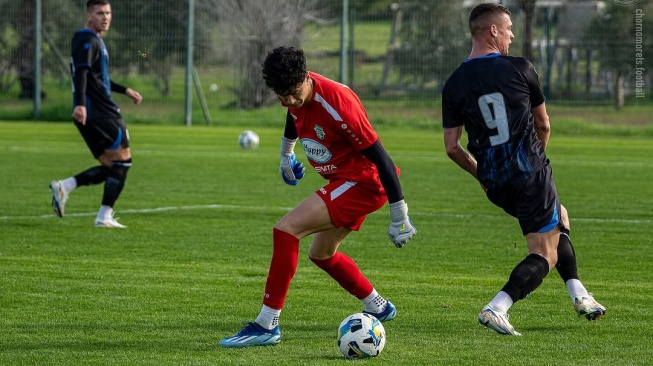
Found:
[220,46,416,348]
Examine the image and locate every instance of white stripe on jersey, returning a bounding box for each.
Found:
[313,93,343,121]
[330,181,357,201]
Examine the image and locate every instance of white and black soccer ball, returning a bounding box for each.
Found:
[238,130,260,149]
[337,313,386,359]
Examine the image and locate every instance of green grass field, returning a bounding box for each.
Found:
[1,121,652,365]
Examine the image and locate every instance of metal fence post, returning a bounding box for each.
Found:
[184,0,195,126]
[339,0,348,85]
[33,0,42,119]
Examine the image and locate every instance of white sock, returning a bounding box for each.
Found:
[362,289,387,313]
[97,205,113,221]
[255,305,281,330]
[566,279,589,300]
[62,177,77,192]
[488,291,514,313]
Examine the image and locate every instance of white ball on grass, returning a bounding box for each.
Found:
[238,130,260,149]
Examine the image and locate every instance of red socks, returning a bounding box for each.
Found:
[263,228,300,309]
[263,228,374,310]
[310,252,373,300]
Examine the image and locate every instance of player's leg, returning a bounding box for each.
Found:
[94,147,131,228]
[94,120,132,228]
[479,167,558,336]
[309,228,396,322]
[479,229,557,336]
[220,193,333,347]
[556,204,606,320]
[49,120,113,217]
[309,180,395,321]
[556,204,583,293]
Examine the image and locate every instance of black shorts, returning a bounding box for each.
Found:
[76,118,130,159]
[486,165,561,235]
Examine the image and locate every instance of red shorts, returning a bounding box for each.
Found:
[316,180,387,231]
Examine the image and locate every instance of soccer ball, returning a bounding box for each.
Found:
[238,130,259,149]
[337,313,386,359]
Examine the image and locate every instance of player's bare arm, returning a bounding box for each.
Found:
[125,88,143,105]
[111,80,143,106]
[532,102,550,150]
[444,126,478,179]
[72,105,87,125]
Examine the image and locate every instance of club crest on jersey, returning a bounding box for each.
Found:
[314,125,325,140]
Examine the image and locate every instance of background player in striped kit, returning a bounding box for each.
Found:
[49,0,142,228]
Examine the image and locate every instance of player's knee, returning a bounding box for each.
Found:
[109,158,132,179]
[274,217,300,237]
[113,158,132,167]
[98,155,113,167]
[273,220,291,234]
[309,253,336,268]
[99,147,130,166]
[308,243,337,260]
[531,248,557,269]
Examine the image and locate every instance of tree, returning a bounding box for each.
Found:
[4,0,81,99]
[113,0,213,97]
[514,0,537,62]
[0,24,18,93]
[214,0,319,108]
[15,0,37,99]
[390,1,469,90]
[584,2,653,109]
[319,0,395,19]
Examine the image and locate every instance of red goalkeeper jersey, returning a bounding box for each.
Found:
[285,72,386,186]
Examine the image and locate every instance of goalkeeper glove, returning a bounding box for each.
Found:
[387,199,417,248]
[279,137,305,186]
[280,153,305,186]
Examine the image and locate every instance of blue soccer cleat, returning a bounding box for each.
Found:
[364,300,397,322]
[219,322,281,348]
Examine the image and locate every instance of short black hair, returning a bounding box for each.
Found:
[261,47,307,96]
[87,0,110,10]
[469,3,510,36]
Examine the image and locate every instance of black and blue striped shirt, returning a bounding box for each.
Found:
[70,29,122,121]
[442,54,547,189]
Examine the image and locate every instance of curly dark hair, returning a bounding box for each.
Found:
[261,47,307,96]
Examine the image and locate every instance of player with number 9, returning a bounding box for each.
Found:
[441,2,605,336]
